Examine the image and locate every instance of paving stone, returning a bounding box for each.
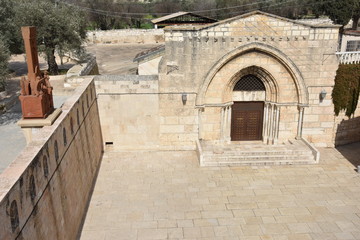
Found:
[183,227,202,238]
[241,224,263,236]
[80,145,360,240]
[137,228,167,240]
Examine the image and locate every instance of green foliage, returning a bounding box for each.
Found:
[310,0,358,26]
[0,0,23,54]
[332,64,360,118]
[15,0,87,74]
[58,0,360,29]
[0,39,10,92]
[140,22,153,29]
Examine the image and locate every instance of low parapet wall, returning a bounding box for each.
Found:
[87,29,164,44]
[66,55,99,79]
[0,78,103,239]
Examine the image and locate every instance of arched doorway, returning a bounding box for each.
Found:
[231,74,265,141]
[197,44,309,144]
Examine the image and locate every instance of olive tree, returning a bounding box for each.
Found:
[15,0,87,75]
[0,0,18,91]
[0,39,10,92]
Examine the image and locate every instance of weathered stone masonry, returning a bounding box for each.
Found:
[93,11,360,153]
[0,79,103,239]
[158,11,343,148]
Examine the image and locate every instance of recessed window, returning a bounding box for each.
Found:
[234,74,265,91]
[63,128,67,146]
[10,200,19,233]
[43,156,49,178]
[29,175,36,201]
[77,109,80,126]
[70,118,74,135]
[346,40,360,52]
[54,141,59,162]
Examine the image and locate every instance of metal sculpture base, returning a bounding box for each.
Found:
[19,95,54,119]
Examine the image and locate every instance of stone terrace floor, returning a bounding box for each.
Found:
[81,143,360,240]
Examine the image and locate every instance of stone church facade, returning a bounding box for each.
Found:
[97,11,359,161]
[159,11,339,146]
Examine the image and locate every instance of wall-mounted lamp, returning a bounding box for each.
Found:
[182,93,187,105]
[319,89,327,103]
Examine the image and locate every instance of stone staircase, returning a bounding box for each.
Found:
[197,139,319,167]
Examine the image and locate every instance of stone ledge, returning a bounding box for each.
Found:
[17,108,62,127]
[94,75,159,82]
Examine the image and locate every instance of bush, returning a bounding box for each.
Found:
[332,64,360,118]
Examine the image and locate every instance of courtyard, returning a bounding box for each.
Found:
[0,43,159,173]
[81,143,360,240]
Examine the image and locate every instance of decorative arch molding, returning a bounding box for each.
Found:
[196,42,309,105]
[223,66,279,103]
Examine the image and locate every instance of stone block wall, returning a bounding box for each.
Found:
[302,86,335,147]
[159,12,341,146]
[0,79,103,239]
[138,56,162,75]
[158,93,198,150]
[95,75,199,150]
[87,29,164,45]
[95,75,161,150]
[334,102,360,146]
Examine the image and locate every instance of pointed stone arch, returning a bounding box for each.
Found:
[223,66,279,103]
[196,42,308,106]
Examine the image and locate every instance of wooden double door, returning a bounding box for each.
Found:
[231,102,264,141]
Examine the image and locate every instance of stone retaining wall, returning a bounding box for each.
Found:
[87,29,164,44]
[0,79,103,239]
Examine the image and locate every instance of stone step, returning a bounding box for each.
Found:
[203,154,313,161]
[201,154,316,166]
[205,150,313,156]
[198,139,319,166]
[202,157,316,166]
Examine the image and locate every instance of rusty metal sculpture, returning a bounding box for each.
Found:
[19,26,54,119]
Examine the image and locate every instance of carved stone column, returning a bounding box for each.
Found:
[274,105,280,144]
[198,107,204,140]
[226,106,232,142]
[220,107,225,141]
[296,106,305,139]
[267,104,274,145]
[263,103,269,143]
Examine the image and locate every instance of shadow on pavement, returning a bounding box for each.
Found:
[336,142,360,169]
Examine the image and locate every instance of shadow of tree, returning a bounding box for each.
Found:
[336,142,360,168]
[335,116,360,147]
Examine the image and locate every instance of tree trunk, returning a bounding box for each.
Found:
[47,48,59,75]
